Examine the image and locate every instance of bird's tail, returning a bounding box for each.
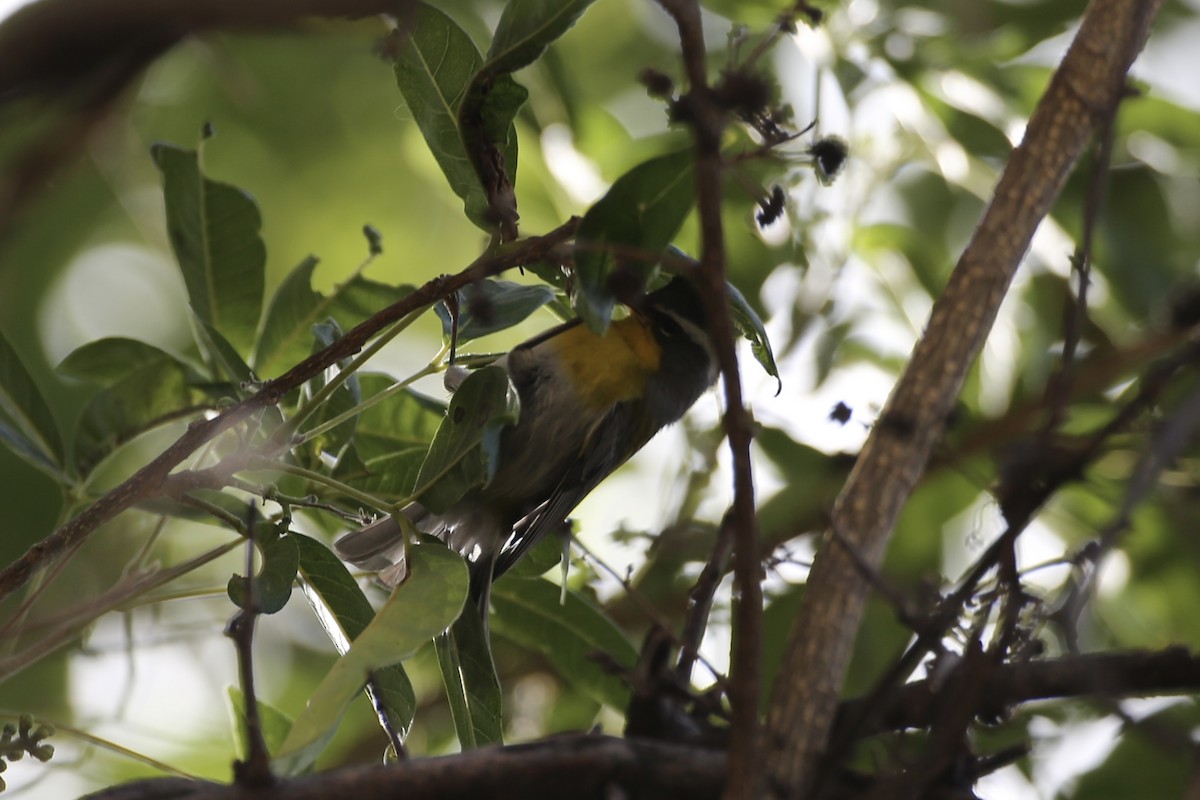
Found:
[335,506,496,625]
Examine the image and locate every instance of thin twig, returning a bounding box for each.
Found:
[676,512,734,682]
[1042,80,1126,433]
[226,506,273,788]
[654,1,762,796]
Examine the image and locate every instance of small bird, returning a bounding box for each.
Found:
[335,276,718,619]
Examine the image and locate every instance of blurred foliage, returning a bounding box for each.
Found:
[1,0,1199,797]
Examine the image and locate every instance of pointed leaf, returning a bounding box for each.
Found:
[435,607,503,748]
[392,3,498,230]
[295,534,416,741]
[194,316,255,388]
[575,149,696,331]
[506,532,563,578]
[335,446,430,504]
[0,331,65,480]
[274,542,468,775]
[485,0,598,75]
[491,578,636,709]
[727,281,780,388]
[151,143,265,353]
[253,256,323,378]
[327,277,413,332]
[413,366,519,514]
[255,257,413,378]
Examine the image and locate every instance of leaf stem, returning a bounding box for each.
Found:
[277,304,433,442]
[296,344,450,445]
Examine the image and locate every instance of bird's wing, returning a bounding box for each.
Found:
[492,398,650,578]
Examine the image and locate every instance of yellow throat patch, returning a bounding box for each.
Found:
[550,314,662,409]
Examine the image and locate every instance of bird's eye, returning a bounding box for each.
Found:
[657,313,683,338]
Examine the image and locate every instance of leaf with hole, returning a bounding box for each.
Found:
[228,528,299,615]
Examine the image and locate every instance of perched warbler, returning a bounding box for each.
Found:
[335,276,718,617]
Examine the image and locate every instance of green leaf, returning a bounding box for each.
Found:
[575,149,696,331]
[726,280,780,388]
[350,375,444,465]
[392,3,513,231]
[327,278,414,332]
[413,366,519,514]
[151,143,266,353]
[73,352,210,476]
[253,256,322,378]
[0,331,65,481]
[506,532,563,578]
[435,606,503,748]
[194,316,255,388]
[228,686,294,760]
[335,447,429,504]
[490,578,637,709]
[295,534,416,742]
[485,0,597,75]
[434,278,555,343]
[275,542,467,775]
[228,528,300,615]
[57,337,185,387]
[464,0,601,243]
[333,376,448,503]
[255,258,415,379]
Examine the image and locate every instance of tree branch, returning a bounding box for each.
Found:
[79,648,1200,800]
[761,0,1163,795]
[80,735,727,800]
[834,648,1200,739]
[654,2,762,796]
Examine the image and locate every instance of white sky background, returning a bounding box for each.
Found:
[0,0,29,21]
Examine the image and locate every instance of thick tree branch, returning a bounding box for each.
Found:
[835,648,1200,739]
[0,220,579,604]
[761,0,1163,796]
[80,735,728,800]
[82,649,1200,800]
